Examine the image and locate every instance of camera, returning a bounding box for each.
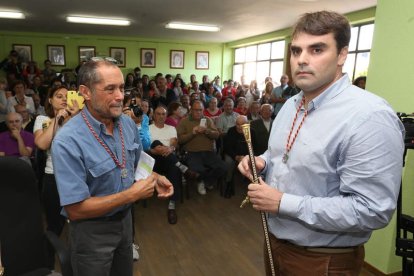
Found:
[129,104,143,118]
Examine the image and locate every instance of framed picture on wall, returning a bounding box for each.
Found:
[140,48,156,68]
[196,51,209,69]
[79,46,96,63]
[170,50,184,69]
[47,45,66,66]
[13,44,32,64]
[110,47,126,67]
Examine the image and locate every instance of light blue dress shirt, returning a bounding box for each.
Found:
[52,107,142,217]
[261,74,405,247]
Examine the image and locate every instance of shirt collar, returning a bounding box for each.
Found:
[294,73,351,112]
[83,106,120,136]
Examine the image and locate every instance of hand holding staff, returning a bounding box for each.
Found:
[238,123,276,276]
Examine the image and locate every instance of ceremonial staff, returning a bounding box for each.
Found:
[240,123,276,276]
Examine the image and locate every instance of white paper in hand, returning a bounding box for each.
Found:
[135,151,155,180]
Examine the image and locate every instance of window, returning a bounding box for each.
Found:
[344,22,374,81]
[233,40,285,90]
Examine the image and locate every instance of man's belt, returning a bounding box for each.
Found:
[276,237,361,254]
[78,207,131,222]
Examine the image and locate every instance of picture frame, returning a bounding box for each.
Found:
[140,48,156,68]
[13,44,32,64]
[196,51,209,70]
[110,47,126,67]
[78,46,96,63]
[47,45,66,66]
[170,50,184,69]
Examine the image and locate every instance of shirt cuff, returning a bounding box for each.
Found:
[278,193,302,217]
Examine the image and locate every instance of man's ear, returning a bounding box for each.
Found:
[338,46,349,67]
[79,85,90,100]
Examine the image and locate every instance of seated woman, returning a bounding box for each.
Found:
[203,97,222,124]
[141,99,153,125]
[233,97,248,115]
[172,77,187,98]
[260,81,273,105]
[204,84,216,106]
[165,101,185,128]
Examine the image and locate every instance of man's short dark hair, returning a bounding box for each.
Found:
[292,10,351,53]
[12,80,26,90]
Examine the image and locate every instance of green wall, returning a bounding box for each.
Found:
[2,4,412,273]
[0,32,224,83]
[224,8,376,76]
[364,0,414,273]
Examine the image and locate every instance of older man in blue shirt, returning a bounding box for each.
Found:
[52,59,173,276]
[239,11,404,275]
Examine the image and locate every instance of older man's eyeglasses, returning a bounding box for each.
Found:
[90,56,119,65]
[8,119,21,123]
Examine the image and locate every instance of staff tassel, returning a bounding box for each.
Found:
[240,123,276,276]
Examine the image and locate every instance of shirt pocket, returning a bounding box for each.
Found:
[124,143,141,185]
[88,157,116,178]
[126,142,141,167]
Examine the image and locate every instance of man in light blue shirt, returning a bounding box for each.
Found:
[52,59,173,276]
[239,11,404,275]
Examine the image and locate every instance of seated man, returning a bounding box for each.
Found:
[223,115,257,198]
[177,100,227,195]
[14,104,35,133]
[149,105,198,224]
[6,80,35,115]
[0,112,34,165]
[216,98,239,136]
[216,98,239,154]
[250,103,273,155]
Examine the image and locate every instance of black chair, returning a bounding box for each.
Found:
[395,113,414,276]
[0,156,71,276]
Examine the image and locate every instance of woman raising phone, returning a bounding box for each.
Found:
[33,86,80,269]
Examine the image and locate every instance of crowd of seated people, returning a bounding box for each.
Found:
[0,47,378,274]
[0,48,314,227]
[119,73,283,202]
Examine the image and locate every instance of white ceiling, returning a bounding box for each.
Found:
[0,0,376,43]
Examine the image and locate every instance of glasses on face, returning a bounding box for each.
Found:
[8,120,21,123]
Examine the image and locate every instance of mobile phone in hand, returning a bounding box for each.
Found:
[200,118,206,128]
